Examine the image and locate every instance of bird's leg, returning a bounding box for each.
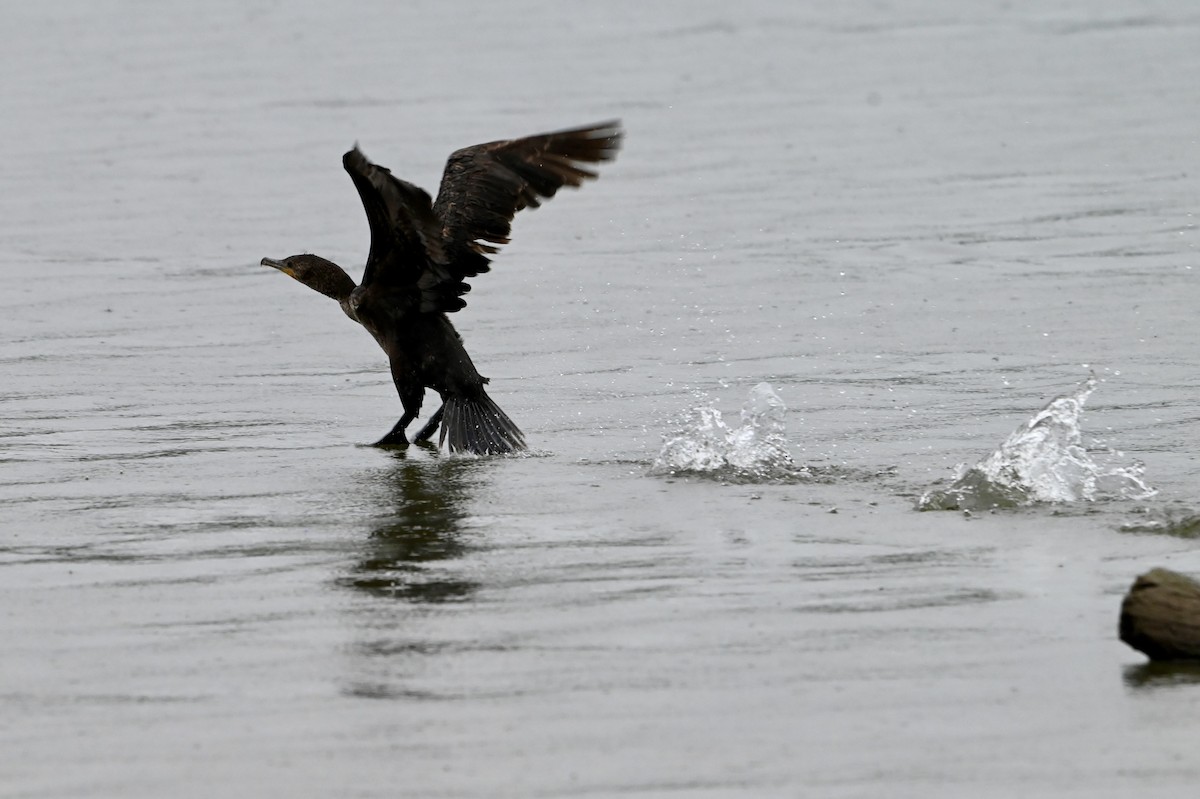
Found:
[375,380,425,448]
[412,405,444,443]
[372,409,418,448]
[372,419,409,447]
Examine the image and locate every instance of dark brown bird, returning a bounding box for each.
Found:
[262,120,623,454]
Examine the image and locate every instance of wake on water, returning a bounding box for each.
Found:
[651,377,1154,505]
[918,376,1155,511]
[650,383,804,483]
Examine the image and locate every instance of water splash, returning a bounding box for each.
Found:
[1120,508,1200,539]
[651,383,801,482]
[918,376,1156,511]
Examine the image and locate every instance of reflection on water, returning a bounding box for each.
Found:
[343,450,486,603]
[1122,660,1200,690]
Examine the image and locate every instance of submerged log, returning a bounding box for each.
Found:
[1120,568,1200,661]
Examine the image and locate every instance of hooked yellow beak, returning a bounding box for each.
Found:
[261,257,295,277]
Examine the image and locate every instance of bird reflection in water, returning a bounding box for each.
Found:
[345,450,486,603]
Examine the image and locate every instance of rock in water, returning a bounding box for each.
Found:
[1119,568,1200,661]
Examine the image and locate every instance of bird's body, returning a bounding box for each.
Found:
[262,121,623,454]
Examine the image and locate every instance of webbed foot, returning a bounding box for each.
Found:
[372,419,410,448]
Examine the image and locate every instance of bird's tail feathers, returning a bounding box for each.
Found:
[441,392,526,455]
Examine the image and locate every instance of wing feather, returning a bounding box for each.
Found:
[432,120,623,281]
[343,147,446,285]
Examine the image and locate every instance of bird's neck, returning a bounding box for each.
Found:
[308,261,357,304]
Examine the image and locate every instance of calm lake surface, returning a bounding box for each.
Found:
[4,1,1200,796]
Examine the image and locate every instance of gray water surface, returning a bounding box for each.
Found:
[4,1,1200,796]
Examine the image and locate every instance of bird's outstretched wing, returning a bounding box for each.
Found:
[431,120,624,282]
[343,147,466,312]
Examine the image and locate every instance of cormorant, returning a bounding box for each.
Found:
[261,120,623,454]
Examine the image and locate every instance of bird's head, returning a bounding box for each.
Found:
[261,254,356,302]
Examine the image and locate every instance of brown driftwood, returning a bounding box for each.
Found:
[1120,568,1200,661]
